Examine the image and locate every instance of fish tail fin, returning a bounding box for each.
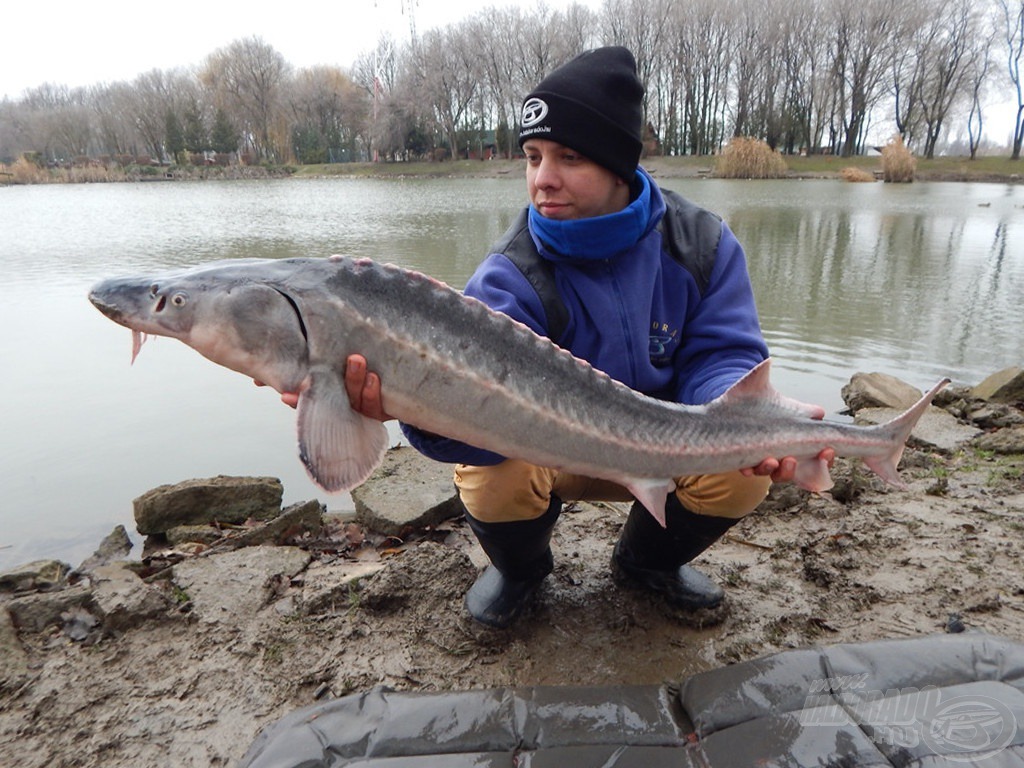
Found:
[865,377,950,487]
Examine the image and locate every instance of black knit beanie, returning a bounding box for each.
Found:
[518,46,644,182]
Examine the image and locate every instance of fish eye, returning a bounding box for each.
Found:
[171,292,188,307]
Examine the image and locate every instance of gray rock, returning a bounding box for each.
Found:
[165,524,225,547]
[301,559,387,615]
[0,559,71,593]
[854,406,982,454]
[133,475,284,535]
[61,607,99,642]
[6,584,92,633]
[973,367,1024,404]
[0,608,28,691]
[972,426,1024,455]
[352,447,462,536]
[214,500,324,550]
[166,499,323,548]
[357,542,475,613]
[75,525,133,574]
[842,372,925,413]
[172,546,310,623]
[965,402,1024,430]
[90,563,172,631]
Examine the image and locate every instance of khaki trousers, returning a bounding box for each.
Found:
[455,460,772,523]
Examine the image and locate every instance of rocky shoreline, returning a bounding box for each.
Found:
[1,367,1022,766]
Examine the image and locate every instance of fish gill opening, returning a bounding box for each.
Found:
[270,287,308,343]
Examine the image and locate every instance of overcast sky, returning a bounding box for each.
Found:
[0,0,597,100]
[2,0,1017,142]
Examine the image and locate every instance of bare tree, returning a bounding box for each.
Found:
[200,37,290,161]
[829,0,909,156]
[90,82,137,157]
[967,21,997,159]
[776,0,836,154]
[668,0,731,155]
[998,0,1024,158]
[287,66,369,163]
[410,25,480,159]
[918,0,990,158]
[471,7,530,159]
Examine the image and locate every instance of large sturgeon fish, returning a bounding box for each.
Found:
[89,255,949,526]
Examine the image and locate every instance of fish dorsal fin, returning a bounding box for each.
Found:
[708,358,825,420]
[296,367,388,492]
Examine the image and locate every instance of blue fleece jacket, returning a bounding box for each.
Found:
[401,167,768,465]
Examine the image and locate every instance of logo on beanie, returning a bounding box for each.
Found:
[521,97,549,128]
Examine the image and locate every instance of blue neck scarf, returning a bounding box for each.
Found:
[528,170,652,261]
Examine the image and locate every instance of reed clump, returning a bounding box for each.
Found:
[0,157,131,184]
[715,137,788,179]
[6,157,48,184]
[881,134,916,183]
[840,166,876,183]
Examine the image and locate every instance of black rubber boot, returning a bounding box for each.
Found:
[463,497,561,629]
[612,494,738,610]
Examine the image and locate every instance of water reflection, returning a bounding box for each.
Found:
[0,177,1020,567]
[659,179,1024,406]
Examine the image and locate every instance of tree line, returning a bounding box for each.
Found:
[2,0,1022,167]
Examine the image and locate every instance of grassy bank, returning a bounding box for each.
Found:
[4,154,1020,185]
[290,154,1022,184]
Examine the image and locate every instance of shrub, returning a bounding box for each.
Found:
[840,166,876,183]
[715,137,788,179]
[881,134,916,183]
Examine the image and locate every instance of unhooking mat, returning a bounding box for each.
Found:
[239,632,1024,767]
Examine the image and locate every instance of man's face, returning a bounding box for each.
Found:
[523,139,629,220]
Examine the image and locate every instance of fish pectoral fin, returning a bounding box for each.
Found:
[296,369,387,493]
[625,478,676,528]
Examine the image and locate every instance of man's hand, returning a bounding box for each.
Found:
[742,449,835,483]
[344,354,393,422]
[253,354,391,420]
[740,396,835,483]
[253,379,302,409]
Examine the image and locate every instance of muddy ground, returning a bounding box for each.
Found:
[1,439,1022,766]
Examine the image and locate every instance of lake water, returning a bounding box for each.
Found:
[1,175,1021,569]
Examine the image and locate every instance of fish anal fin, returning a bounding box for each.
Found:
[863,451,906,489]
[793,457,835,493]
[297,368,387,492]
[625,478,676,528]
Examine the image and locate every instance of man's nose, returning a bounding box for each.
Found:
[533,157,560,188]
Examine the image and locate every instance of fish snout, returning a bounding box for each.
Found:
[88,288,126,324]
